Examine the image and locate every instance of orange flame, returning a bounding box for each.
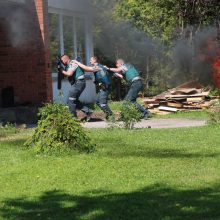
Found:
[213,51,220,89]
[199,37,220,88]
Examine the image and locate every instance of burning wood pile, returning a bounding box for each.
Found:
[144,81,218,114]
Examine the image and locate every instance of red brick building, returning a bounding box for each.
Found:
[0,0,52,106]
[0,0,94,107]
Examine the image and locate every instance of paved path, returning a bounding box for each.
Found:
[83,118,207,129]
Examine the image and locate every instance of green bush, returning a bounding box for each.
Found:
[208,87,220,97]
[120,101,142,129]
[207,100,220,125]
[0,123,17,138]
[25,103,95,154]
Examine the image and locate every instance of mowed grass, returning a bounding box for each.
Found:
[0,125,220,220]
[100,101,210,119]
[153,110,209,119]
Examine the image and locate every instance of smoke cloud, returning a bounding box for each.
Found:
[0,2,30,48]
[92,1,219,87]
[172,27,219,85]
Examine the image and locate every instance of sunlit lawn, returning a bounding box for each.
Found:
[107,101,209,119]
[0,125,220,219]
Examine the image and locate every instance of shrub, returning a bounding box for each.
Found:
[120,101,142,129]
[25,103,95,154]
[207,100,220,125]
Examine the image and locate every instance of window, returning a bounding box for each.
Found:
[49,13,87,71]
[49,13,60,72]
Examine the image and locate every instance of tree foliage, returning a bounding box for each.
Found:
[114,0,220,42]
[114,0,178,43]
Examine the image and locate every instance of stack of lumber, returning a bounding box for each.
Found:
[144,81,218,113]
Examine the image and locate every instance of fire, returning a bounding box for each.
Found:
[213,52,220,89]
[198,36,220,89]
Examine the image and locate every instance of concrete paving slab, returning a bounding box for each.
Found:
[82,118,207,129]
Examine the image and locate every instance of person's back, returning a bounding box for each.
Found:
[121,63,140,82]
[73,56,113,119]
[94,63,111,86]
[106,58,150,119]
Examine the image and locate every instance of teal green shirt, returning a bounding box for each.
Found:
[66,60,84,81]
[121,63,139,82]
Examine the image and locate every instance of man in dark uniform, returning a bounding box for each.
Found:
[74,56,113,119]
[60,55,93,120]
[106,58,150,119]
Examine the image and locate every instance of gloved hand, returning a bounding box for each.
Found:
[73,60,80,65]
[58,67,64,73]
[56,57,66,72]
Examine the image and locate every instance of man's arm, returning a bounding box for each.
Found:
[62,62,78,76]
[74,60,93,72]
[113,72,123,79]
[108,67,123,73]
[74,60,101,73]
[62,69,74,76]
[104,66,123,79]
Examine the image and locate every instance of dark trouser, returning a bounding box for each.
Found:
[96,85,113,117]
[124,79,148,115]
[67,79,92,117]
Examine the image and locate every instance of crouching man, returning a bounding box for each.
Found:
[106,58,150,119]
[60,55,93,120]
[74,56,113,119]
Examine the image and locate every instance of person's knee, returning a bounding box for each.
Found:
[100,103,106,107]
[100,103,108,110]
[68,96,77,103]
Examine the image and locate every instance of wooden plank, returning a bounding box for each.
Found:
[158,106,178,112]
[186,97,205,102]
[150,108,171,115]
[182,105,202,109]
[170,88,201,95]
[165,92,209,99]
[167,102,183,108]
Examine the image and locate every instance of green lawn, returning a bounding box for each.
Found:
[153,110,209,119]
[102,101,210,119]
[0,126,220,220]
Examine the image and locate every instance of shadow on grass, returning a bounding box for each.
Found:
[102,148,220,159]
[1,184,220,220]
[0,138,27,147]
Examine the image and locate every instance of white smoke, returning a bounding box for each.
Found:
[0,1,30,48]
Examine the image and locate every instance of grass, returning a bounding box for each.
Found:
[0,124,18,138]
[95,101,210,120]
[91,101,122,112]
[0,125,220,219]
[153,110,209,119]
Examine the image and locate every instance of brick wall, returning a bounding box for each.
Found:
[0,0,52,106]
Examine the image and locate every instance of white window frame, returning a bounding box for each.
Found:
[49,8,93,65]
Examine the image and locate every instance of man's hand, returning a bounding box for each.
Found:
[113,73,123,79]
[73,60,80,65]
[103,65,110,71]
[58,67,64,73]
